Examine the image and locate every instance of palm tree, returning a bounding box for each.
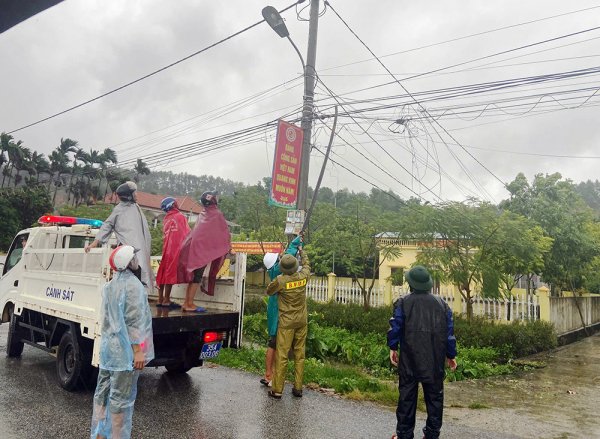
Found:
[4,141,27,188]
[68,147,88,205]
[49,150,70,204]
[52,138,78,204]
[0,133,13,187]
[31,152,51,183]
[57,138,79,156]
[12,145,32,187]
[133,158,150,183]
[81,149,104,205]
[99,148,118,199]
[103,169,122,200]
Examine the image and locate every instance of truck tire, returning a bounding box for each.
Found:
[6,313,24,357]
[165,361,192,374]
[56,330,83,391]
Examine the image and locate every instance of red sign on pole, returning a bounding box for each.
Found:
[269,120,304,208]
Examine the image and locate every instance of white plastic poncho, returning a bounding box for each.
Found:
[90,270,154,439]
[95,201,155,288]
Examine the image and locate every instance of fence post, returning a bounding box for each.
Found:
[536,286,550,322]
[384,277,393,306]
[327,273,336,302]
[451,286,463,316]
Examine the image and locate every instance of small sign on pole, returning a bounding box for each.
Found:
[269,119,304,209]
[285,210,305,235]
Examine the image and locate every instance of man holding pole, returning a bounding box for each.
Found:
[260,233,303,387]
[266,245,310,399]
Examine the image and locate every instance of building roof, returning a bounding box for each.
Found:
[104,191,203,214]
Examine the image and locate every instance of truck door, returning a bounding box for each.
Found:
[0,233,29,321]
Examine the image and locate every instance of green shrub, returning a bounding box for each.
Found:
[242,313,269,344]
[454,316,557,360]
[244,297,267,315]
[306,299,393,335]
[445,345,518,382]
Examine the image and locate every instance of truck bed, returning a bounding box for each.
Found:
[150,305,240,335]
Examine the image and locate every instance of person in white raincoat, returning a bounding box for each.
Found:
[85,181,155,288]
[91,245,154,439]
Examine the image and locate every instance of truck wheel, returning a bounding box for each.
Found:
[6,313,24,357]
[165,361,192,374]
[56,330,83,391]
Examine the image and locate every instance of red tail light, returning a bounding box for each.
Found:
[204,332,223,343]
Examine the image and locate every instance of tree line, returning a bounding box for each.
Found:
[3,131,599,312]
[0,133,151,206]
[213,173,600,316]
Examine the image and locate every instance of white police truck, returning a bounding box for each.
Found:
[0,215,246,390]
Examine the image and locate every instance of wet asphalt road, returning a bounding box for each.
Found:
[0,324,518,439]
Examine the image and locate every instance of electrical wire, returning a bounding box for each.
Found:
[326,1,518,190]
[320,5,600,72]
[6,1,302,135]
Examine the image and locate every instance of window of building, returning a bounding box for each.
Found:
[390,267,404,286]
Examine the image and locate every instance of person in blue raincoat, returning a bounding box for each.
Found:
[260,233,303,387]
[91,245,154,439]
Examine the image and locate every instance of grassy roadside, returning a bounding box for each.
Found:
[227,301,555,407]
[209,344,544,408]
[209,345,401,406]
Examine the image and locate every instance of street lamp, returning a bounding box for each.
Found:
[262,6,305,71]
[263,1,320,213]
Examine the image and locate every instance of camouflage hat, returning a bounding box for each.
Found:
[279,254,299,275]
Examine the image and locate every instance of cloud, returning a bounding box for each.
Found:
[2,0,599,203]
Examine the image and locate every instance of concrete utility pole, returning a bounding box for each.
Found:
[296,0,320,212]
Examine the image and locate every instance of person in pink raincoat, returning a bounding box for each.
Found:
[156,197,191,309]
[177,191,233,312]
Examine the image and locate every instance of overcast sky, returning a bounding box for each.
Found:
[1,0,599,204]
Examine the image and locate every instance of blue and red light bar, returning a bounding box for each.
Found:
[38,216,103,227]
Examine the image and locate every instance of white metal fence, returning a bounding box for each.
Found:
[306,280,386,307]
[306,280,540,322]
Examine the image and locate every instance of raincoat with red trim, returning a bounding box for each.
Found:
[156,208,191,286]
[177,205,231,295]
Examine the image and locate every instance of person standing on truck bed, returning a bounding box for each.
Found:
[266,246,310,399]
[85,181,155,289]
[260,233,303,388]
[177,190,233,312]
[156,197,190,309]
[91,245,154,439]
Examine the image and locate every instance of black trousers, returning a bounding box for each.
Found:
[396,379,444,439]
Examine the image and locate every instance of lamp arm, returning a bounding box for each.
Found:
[287,36,306,72]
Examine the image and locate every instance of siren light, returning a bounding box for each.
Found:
[38,216,103,227]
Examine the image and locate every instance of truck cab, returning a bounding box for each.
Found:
[1,215,246,391]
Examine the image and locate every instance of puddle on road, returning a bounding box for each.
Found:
[443,333,600,438]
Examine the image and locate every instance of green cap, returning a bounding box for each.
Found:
[405,265,433,291]
[279,254,299,275]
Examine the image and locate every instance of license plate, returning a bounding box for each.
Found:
[200,342,222,359]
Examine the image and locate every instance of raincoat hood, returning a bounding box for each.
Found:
[177,205,231,295]
[95,201,154,288]
[156,209,191,286]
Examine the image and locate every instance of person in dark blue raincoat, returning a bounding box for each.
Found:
[388,266,457,439]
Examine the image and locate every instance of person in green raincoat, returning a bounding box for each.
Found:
[266,246,310,399]
[260,234,303,387]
